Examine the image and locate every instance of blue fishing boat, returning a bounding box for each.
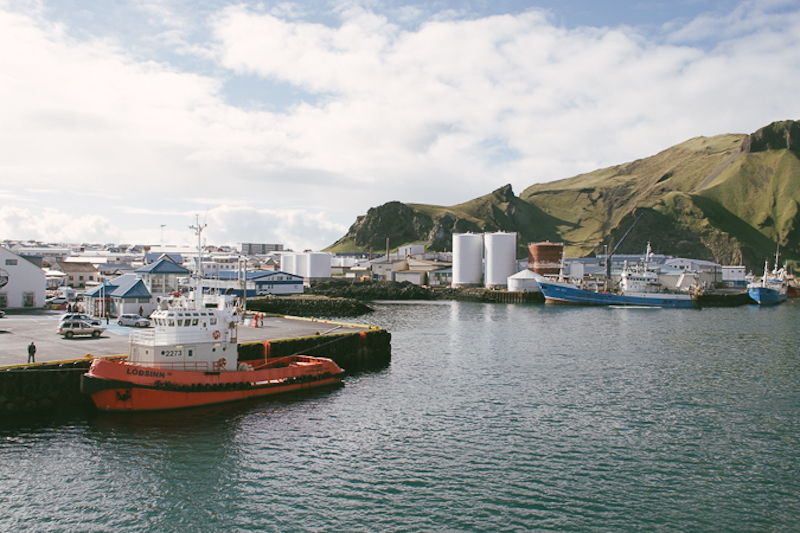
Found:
[538,243,697,308]
[538,278,697,308]
[748,259,787,305]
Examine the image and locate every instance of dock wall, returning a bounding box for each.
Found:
[238,327,391,372]
[0,327,391,415]
[0,359,95,414]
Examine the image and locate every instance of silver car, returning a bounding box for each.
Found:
[58,320,105,339]
[59,313,102,326]
[117,314,150,327]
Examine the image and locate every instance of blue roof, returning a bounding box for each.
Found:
[209,270,300,281]
[136,258,190,275]
[112,277,151,299]
[84,275,151,299]
[145,253,184,264]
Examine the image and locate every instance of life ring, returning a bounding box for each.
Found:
[212,330,221,340]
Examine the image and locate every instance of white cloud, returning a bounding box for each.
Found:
[0,1,799,249]
[210,2,800,187]
[0,206,122,243]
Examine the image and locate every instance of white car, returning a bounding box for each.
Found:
[58,320,104,338]
[45,297,70,308]
[117,314,151,327]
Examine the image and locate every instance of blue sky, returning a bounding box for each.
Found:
[1,0,799,250]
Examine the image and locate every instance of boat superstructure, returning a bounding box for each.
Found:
[748,256,788,305]
[128,295,240,372]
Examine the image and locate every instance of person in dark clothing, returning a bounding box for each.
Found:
[27,342,36,363]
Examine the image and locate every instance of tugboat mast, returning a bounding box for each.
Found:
[189,215,207,304]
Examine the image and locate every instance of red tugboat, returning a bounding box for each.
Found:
[81,221,344,412]
[80,299,344,411]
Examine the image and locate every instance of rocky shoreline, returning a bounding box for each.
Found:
[247,279,753,318]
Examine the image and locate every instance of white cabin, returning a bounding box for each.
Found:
[129,298,239,372]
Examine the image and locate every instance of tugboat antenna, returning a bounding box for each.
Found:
[189,215,207,295]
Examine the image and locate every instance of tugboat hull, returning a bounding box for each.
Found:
[81,357,344,411]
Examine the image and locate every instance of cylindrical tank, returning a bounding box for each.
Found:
[307,252,332,279]
[528,242,563,275]
[484,232,517,288]
[280,253,296,276]
[452,233,483,287]
[295,253,309,278]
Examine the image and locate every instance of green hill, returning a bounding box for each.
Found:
[326,120,800,270]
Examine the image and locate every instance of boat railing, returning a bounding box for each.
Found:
[128,360,211,371]
[131,329,230,345]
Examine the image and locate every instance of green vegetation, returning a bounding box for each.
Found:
[326,121,800,271]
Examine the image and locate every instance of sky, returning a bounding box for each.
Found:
[1,0,799,251]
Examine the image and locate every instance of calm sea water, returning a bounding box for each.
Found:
[2,301,800,532]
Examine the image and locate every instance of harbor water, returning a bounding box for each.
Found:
[2,301,800,531]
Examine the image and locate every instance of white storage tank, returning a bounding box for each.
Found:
[484,232,517,288]
[295,253,309,278]
[452,233,483,287]
[280,253,296,276]
[307,252,332,279]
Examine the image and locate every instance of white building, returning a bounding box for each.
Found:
[0,247,46,309]
[721,266,747,287]
[507,269,544,292]
[9,244,71,264]
[202,270,304,297]
[397,244,425,258]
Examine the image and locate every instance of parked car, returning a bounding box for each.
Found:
[0,310,5,318]
[58,320,105,339]
[59,313,102,327]
[45,297,70,309]
[117,314,151,327]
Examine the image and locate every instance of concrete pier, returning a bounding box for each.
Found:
[0,310,391,415]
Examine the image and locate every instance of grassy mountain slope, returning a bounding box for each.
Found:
[327,121,800,270]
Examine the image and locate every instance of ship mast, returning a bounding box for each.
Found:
[604,213,643,290]
[189,215,207,307]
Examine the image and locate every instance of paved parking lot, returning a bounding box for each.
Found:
[0,310,375,367]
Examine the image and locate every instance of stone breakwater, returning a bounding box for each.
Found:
[306,280,544,306]
[247,295,373,317]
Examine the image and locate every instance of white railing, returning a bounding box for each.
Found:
[131,329,230,346]
[124,360,210,371]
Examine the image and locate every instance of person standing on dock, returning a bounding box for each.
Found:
[27,342,36,363]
